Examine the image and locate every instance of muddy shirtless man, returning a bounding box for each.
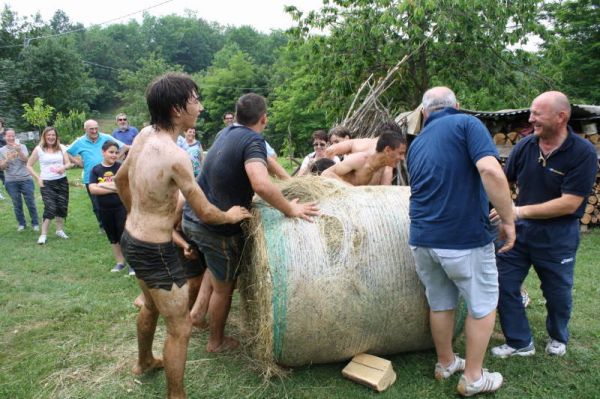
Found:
[115,72,250,399]
[322,131,406,186]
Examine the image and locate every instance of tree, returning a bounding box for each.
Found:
[268,41,328,153]
[22,97,54,132]
[196,43,261,140]
[53,109,87,144]
[117,54,182,129]
[539,0,600,104]
[14,38,97,114]
[141,13,224,73]
[281,0,546,128]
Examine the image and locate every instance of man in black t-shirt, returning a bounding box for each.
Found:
[182,93,319,353]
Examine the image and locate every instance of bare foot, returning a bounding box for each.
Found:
[133,293,145,309]
[206,336,239,353]
[132,357,163,375]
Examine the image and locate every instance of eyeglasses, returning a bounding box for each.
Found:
[189,95,201,104]
[224,117,234,120]
[313,142,327,148]
[118,118,127,121]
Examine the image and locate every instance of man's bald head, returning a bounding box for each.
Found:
[532,91,571,119]
[83,119,99,141]
[422,86,458,117]
[84,119,99,130]
[529,91,571,139]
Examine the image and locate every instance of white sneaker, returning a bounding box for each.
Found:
[0,192,4,200]
[33,225,40,232]
[435,354,466,380]
[55,230,69,239]
[457,370,503,397]
[545,339,566,356]
[491,342,535,358]
[17,225,25,232]
[37,235,47,245]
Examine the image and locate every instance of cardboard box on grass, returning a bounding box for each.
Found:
[342,353,396,392]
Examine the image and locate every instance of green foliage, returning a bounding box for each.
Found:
[196,43,262,140]
[117,54,182,129]
[1,1,598,152]
[141,13,224,73]
[53,109,87,144]
[539,0,600,104]
[268,42,329,153]
[78,22,147,110]
[14,38,97,115]
[21,97,54,132]
[279,0,547,137]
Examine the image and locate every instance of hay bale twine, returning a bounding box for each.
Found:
[239,177,462,370]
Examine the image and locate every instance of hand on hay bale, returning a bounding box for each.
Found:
[224,206,252,224]
[285,198,320,222]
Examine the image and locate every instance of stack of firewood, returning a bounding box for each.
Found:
[493,131,526,145]
[581,168,600,230]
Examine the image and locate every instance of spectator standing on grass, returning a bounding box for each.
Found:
[182,93,319,353]
[177,127,204,177]
[89,141,131,275]
[67,120,125,230]
[407,86,515,396]
[112,113,138,145]
[0,128,39,232]
[26,127,72,245]
[490,91,598,359]
[115,72,250,399]
[0,117,6,199]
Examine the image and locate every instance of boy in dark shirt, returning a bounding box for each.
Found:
[89,141,130,274]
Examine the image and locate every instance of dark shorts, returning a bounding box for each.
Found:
[40,177,69,220]
[182,219,244,282]
[175,232,207,279]
[99,205,126,244]
[120,229,187,290]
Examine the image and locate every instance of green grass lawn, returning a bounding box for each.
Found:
[1,171,599,398]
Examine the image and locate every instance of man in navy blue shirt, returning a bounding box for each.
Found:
[408,86,515,397]
[112,113,138,145]
[182,93,319,353]
[491,91,598,359]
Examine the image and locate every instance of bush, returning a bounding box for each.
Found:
[54,110,87,144]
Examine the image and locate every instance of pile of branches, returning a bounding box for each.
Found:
[339,54,410,138]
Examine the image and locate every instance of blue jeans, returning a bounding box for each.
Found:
[497,220,579,348]
[5,178,39,227]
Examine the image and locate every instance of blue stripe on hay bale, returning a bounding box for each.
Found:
[260,205,288,360]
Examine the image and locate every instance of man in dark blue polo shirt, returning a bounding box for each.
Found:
[182,93,319,353]
[491,91,598,359]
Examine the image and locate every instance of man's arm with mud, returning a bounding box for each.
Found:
[172,158,249,224]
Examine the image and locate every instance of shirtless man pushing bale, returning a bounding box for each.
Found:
[115,72,250,399]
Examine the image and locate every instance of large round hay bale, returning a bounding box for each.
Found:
[239,177,463,370]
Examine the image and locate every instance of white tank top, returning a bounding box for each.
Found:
[38,145,67,181]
